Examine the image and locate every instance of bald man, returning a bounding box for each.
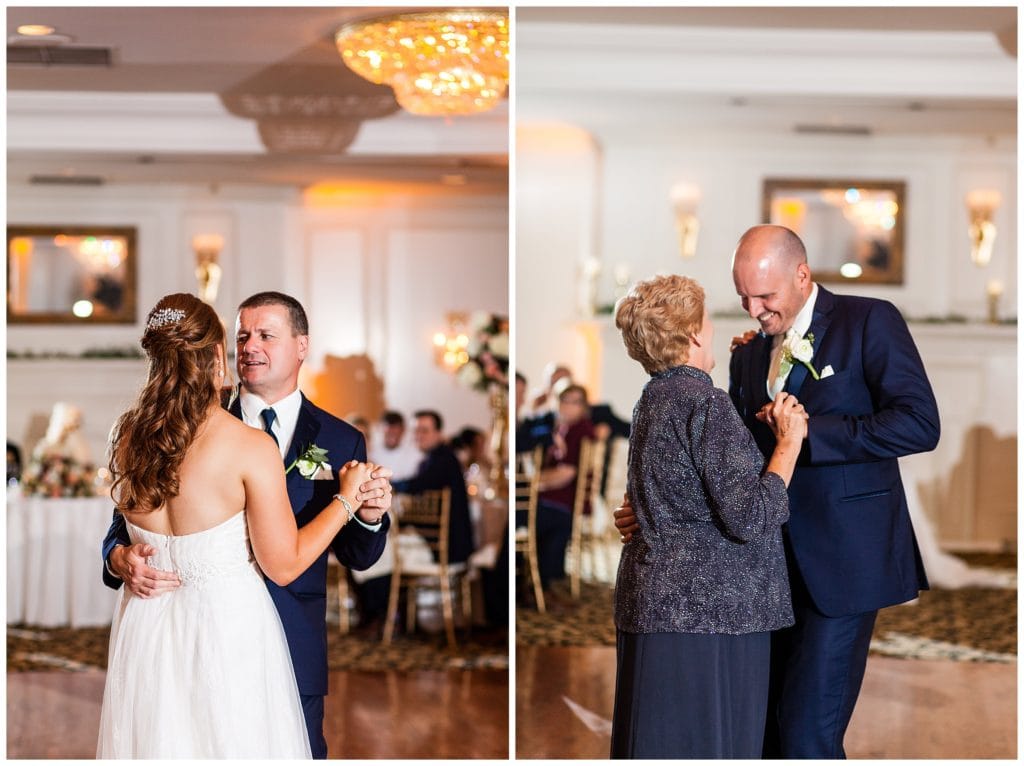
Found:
[618,225,940,758]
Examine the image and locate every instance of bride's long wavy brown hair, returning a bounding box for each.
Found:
[109,293,225,513]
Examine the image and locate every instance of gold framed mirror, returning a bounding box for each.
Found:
[762,179,905,285]
[7,226,137,324]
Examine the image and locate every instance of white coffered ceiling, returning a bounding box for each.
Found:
[516,6,1017,138]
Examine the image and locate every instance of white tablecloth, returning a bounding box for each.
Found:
[7,491,119,627]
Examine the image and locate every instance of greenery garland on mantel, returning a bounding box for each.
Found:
[595,305,1016,326]
[8,348,245,360]
[7,347,144,360]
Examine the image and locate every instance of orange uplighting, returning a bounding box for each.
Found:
[303,179,466,206]
[10,237,33,257]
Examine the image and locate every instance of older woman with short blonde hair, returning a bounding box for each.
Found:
[609,274,807,759]
[615,274,705,374]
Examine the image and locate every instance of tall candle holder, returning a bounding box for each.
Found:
[986,279,1003,324]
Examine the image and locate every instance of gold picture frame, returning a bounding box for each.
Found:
[762,178,906,285]
[7,226,138,324]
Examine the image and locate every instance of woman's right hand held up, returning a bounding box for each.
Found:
[768,393,808,444]
[337,460,372,511]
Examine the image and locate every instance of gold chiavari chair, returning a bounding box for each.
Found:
[514,446,545,612]
[382,488,469,650]
[567,436,608,599]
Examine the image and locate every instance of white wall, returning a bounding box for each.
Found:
[516,125,1017,382]
[7,182,509,457]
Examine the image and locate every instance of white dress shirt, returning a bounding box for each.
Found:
[369,439,423,483]
[767,282,819,398]
[239,388,303,459]
[239,387,380,531]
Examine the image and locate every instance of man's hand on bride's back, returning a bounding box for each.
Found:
[109,542,181,598]
[613,494,639,543]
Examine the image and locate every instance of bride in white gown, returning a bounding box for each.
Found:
[97,293,371,758]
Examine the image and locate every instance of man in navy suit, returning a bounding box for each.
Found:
[616,225,939,757]
[102,291,392,758]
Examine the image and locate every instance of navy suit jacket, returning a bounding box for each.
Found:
[728,286,940,617]
[101,392,389,696]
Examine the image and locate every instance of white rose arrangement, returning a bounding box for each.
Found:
[458,312,509,393]
[780,331,821,380]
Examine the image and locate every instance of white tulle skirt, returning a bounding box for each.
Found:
[96,512,311,758]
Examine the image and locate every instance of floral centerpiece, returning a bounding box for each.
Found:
[21,452,97,498]
[453,311,509,497]
[456,311,509,393]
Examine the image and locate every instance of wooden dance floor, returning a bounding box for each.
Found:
[516,645,1016,759]
[7,668,509,759]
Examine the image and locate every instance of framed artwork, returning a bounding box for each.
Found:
[762,178,906,285]
[7,226,137,324]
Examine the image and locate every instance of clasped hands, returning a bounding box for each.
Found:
[755,392,809,441]
[110,463,394,599]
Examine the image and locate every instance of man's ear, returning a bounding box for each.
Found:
[296,334,309,361]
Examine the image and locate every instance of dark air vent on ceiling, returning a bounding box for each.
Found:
[8,45,112,66]
[30,175,105,186]
[794,124,872,137]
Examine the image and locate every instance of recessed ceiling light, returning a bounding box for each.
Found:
[17,24,56,36]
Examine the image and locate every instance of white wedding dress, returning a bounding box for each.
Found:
[96,510,311,758]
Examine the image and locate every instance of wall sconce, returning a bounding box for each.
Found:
[671,183,702,258]
[966,189,1001,267]
[191,234,224,304]
[432,312,470,371]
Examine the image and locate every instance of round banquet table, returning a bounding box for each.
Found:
[7,490,119,627]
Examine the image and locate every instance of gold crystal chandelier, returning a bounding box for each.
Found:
[335,9,509,117]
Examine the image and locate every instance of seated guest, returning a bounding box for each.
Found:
[516,372,554,454]
[344,411,372,452]
[527,364,629,494]
[451,426,488,475]
[369,410,421,482]
[529,363,572,414]
[393,410,474,564]
[528,384,596,590]
[7,441,22,485]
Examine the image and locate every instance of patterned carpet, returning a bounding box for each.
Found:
[516,553,1017,662]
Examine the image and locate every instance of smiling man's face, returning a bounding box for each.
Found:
[732,232,812,337]
[234,304,308,405]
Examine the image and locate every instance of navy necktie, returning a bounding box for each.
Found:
[260,408,278,446]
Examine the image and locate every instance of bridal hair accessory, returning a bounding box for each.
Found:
[147,308,186,330]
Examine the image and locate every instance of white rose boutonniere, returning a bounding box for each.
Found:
[781,331,821,380]
[286,444,330,479]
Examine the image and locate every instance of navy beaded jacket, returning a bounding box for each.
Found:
[614,365,794,635]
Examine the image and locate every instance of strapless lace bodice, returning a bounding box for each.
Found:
[126,510,259,589]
